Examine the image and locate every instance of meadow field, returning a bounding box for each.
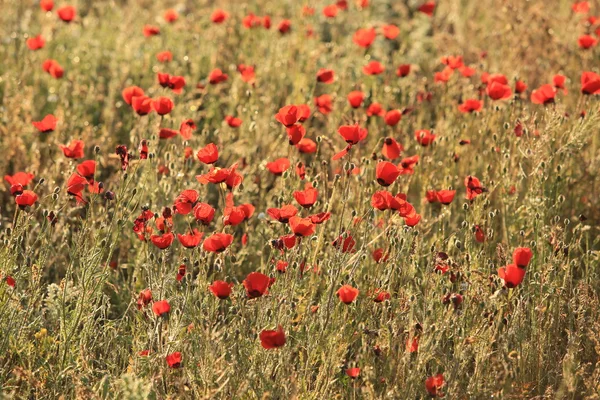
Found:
[1,0,600,398]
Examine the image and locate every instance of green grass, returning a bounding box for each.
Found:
[0,0,599,398]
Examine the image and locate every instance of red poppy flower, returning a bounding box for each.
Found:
[260,325,286,349]
[136,289,152,310]
[58,140,85,159]
[266,158,290,175]
[366,102,384,117]
[40,0,54,11]
[57,5,76,22]
[398,154,420,174]
[262,16,271,29]
[440,55,463,69]
[425,374,445,396]
[434,67,453,83]
[404,210,421,226]
[317,68,335,84]
[396,64,411,78]
[346,368,360,379]
[418,1,435,16]
[465,175,485,200]
[578,34,598,49]
[32,114,57,133]
[426,190,438,203]
[152,97,174,115]
[275,105,300,127]
[515,80,527,93]
[293,182,318,208]
[415,129,436,146]
[296,138,317,153]
[176,229,203,249]
[458,99,483,113]
[337,284,359,304]
[193,202,215,225]
[371,190,405,211]
[289,216,316,237]
[277,234,298,249]
[157,73,185,94]
[132,95,153,116]
[275,260,288,273]
[384,109,402,126]
[209,281,233,299]
[76,160,96,181]
[203,233,234,253]
[338,125,368,145]
[208,69,228,84]
[363,60,385,75]
[307,211,329,224]
[382,137,403,160]
[474,225,486,243]
[373,290,391,302]
[486,81,512,100]
[10,183,23,196]
[406,336,419,353]
[156,50,173,63]
[572,1,590,13]
[347,91,365,108]
[26,35,45,51]
[498,264,526,288]
[66,173,88,201]
[122,86,145,105]
[242,13,262,28]
[553,74,567,93]
[459,65,476,77]
[375,161,401,186]
[165,352,181,368]
[150,232,174,249]
[296,104,310,122]
[143,25,160,37]
[333,233,356,253]
[159,128,179,140]
[323,4,339,18]
[211,9,229,23]
[5,172,35,187]
[197,143,219,164]
[353,27,376,47]
[15,190,38,209]
[512,247,533,267]
[243,272,270,298]
[237,64,255,84]
[42,59,64,78]
[302,5,315,15]
[436,190,456,205]
[581,71,600,94]
[286,124,305,145]
[178,119,196,141]
[267,205,298,223]
[206,161,235,185]
[163,9,178,23]
[225,115,242,128]
[382,24,400,39]
[530,84,557,105]
[337,0,349,9]
[314,94,333,114]
[372,248,389,263]
[223,195,255,226]
[152,299,170,316]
